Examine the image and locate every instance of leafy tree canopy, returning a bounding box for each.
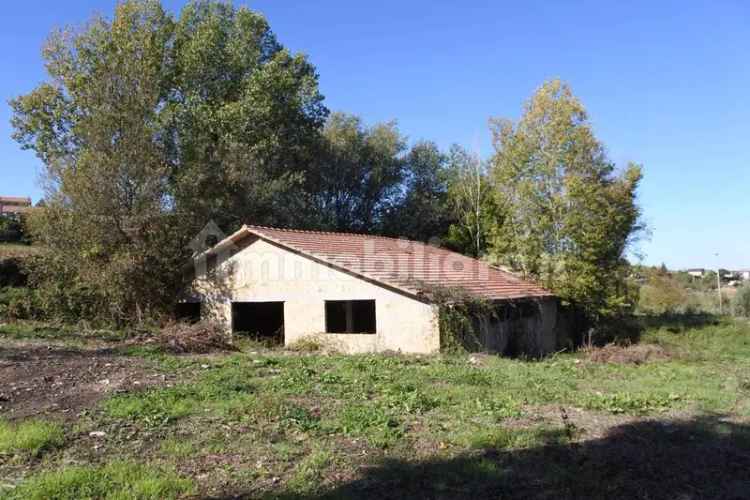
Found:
[487,79,645,319]
[309,112,406,232]
[9,0,328,323]
[381,140,455,242]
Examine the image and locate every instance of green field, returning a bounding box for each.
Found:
[1,317,749,499]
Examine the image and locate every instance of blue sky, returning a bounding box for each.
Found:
[1,1,747,269]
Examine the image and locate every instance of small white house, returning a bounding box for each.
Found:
[686,268,706,278]
[185,225,557,355]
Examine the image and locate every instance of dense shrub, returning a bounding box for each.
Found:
[0,255,40,321]
[438,303,486,352]
[588,313,643,345]
[0,286,39,320]
[637,274,729,316]
[638,275,688,315]
[733,284,750,318]
[0,214,26,243]
[0,257,28,287]
[427,285,491,352]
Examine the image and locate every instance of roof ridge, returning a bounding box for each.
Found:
[245,224,437,244]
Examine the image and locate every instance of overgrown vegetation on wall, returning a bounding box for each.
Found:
[438,302,491,353]
[426,284,558,355]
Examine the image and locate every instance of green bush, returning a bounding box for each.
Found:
[0,286,40,320]
[439,304,483,352]
[0,214,26,243]
[431,286,493,352]
[16,253,134,326]
[733,284,750,318]
[591,313,643,345]
[638,275,688,315]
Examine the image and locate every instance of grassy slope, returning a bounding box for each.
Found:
[1,317,749,498]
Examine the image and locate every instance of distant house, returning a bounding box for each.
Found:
[686,268,706,278]
[185,225,560,356]
[0,196,32,215]
[736,270,750,281]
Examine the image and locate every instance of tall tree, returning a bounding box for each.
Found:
[310,112,406,232]
[381,141,454,241]
[488,80,644,319]
[444,145,494,257]
[10,0,328,323]
[167,1,327,231]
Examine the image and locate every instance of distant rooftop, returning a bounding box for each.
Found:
[0,196,31,205]
[0,196,33,215]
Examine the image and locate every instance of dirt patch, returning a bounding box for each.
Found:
[583,343,671,365]
[0,343,169,421]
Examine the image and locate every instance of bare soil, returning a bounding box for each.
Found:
[0,342,169,421]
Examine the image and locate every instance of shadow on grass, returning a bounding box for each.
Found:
[639,313,723,333]
[265,415,750,500]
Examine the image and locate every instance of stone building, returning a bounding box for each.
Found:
[185,225,558,355]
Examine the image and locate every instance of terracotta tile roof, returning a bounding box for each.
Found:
[0,196,32,205]
[227,225,552,302]
[0,196,33,215]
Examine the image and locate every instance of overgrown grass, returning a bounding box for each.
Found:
[286,448,332,494]
[4,316,749,497]
[0,419,64,458]
[0,320,128,343]
[91,316,750,478]
[4,461,193,500]
[469,425,571,450]
[642,316,750,362]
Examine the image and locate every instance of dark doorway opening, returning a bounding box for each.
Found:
[325,300,376,334]
[175,302,201,323]
[232,301,284,342]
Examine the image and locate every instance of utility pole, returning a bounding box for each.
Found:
[715,253,723,315]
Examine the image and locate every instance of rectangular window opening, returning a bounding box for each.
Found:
[325,300,376,334]
[231,301,285,343]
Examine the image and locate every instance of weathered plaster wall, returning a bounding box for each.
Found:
[189,236,440,354]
